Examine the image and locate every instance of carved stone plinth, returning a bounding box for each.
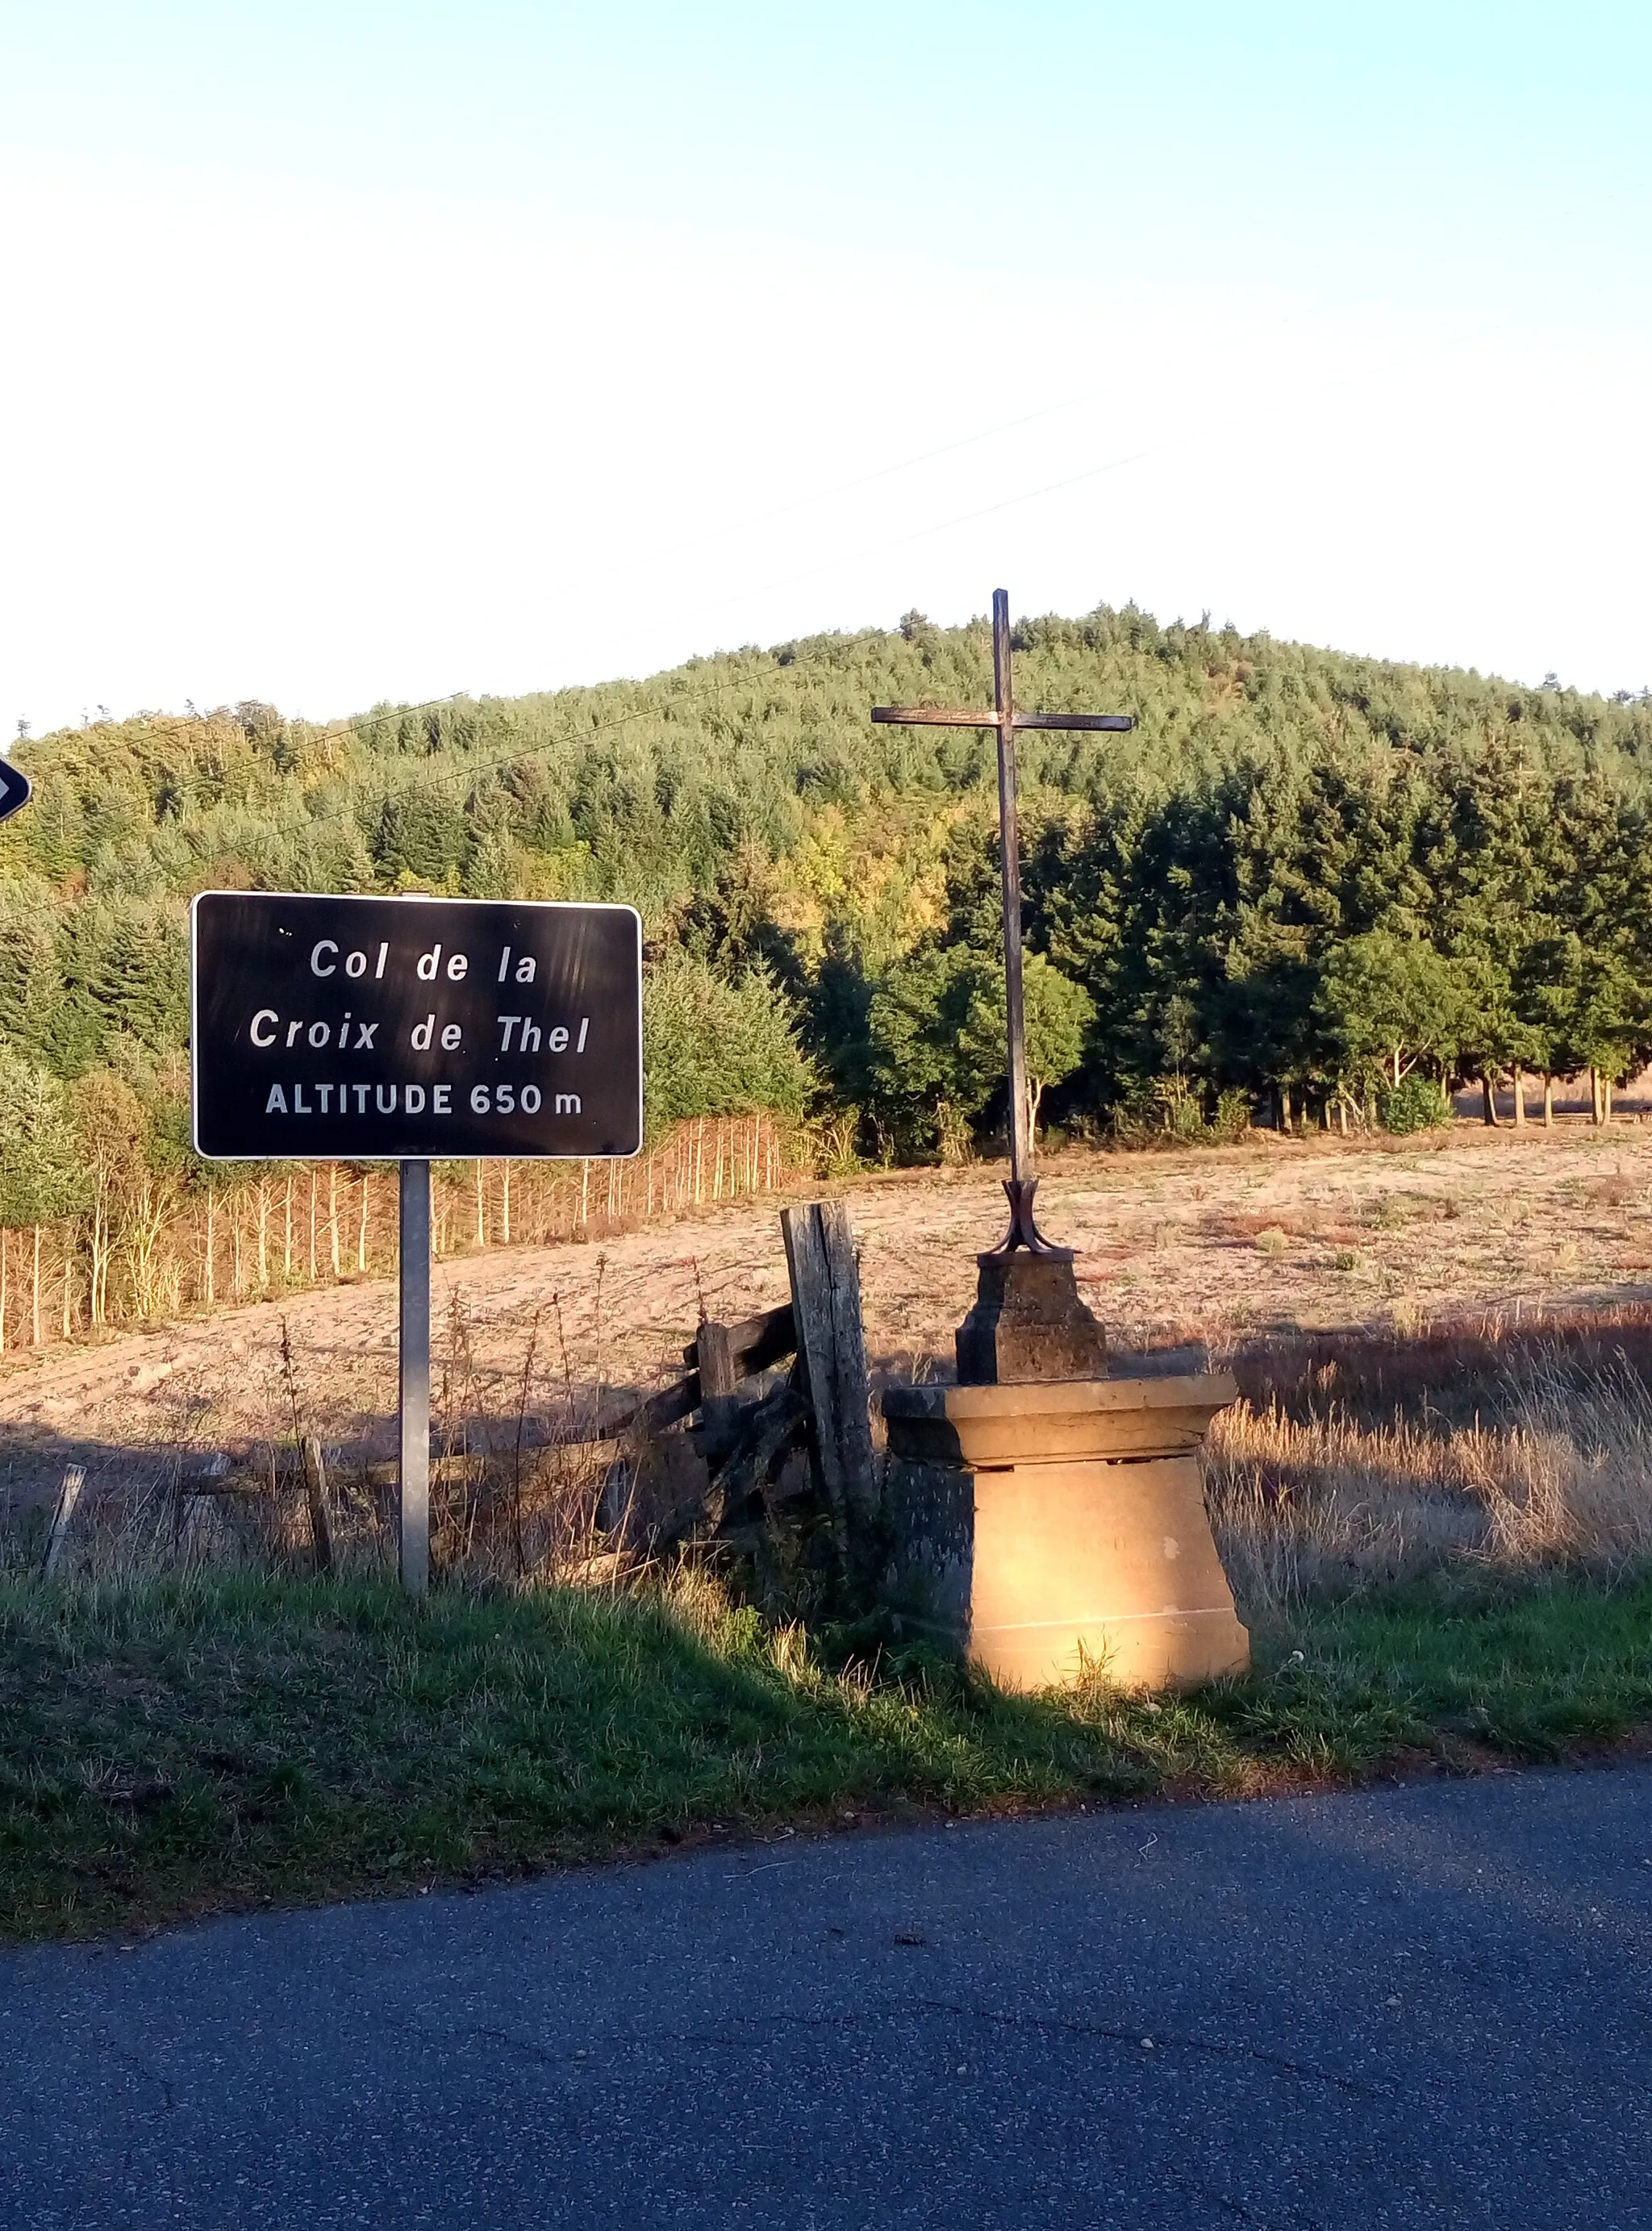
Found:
[882,1375,1249,1692]
[955,1249,1108,1385]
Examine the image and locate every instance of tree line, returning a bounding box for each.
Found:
[0,602,1648,1337]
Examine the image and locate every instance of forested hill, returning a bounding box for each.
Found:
[5,605,1652,1165]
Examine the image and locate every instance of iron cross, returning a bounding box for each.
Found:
[872,588,1133,1252]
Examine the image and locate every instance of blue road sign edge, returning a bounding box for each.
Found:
[0,757,31,822]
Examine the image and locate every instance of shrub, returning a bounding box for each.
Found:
[642,951,813,1140]
[1380,1073,1451,1134]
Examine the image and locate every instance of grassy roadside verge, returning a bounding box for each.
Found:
[5,1570,1652,1943]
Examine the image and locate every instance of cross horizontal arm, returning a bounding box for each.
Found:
[870,705,1135,732]
[870,706,999,728]
[1014,712,1135,732]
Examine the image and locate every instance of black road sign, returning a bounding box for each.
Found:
[191,892,642,1161]
[0,757,31,824]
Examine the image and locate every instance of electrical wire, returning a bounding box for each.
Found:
[40,385,1135,774]
[707,441,1174,614]
[348,440,1189,804]
[632,377,1131,569]
[344,663,824,800]
[28,280,1621,785]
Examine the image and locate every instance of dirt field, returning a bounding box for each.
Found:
[3,1123,1652,1507]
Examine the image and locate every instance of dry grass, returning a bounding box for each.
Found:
[0,1288,628,1594]
[25,1311,1652,1642]
[1207,1332,1652,1619]
[10,1124,1652,1510]
[10,1127,1652,1629]
[0,1438,623,1594]
[16,1272,1652,1629]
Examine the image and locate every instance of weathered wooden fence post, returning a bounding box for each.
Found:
[40,1464,86,1580]
[780,1201,878,1561]
[301,1435,334,1575]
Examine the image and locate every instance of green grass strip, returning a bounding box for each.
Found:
[5,1570,1651,1942]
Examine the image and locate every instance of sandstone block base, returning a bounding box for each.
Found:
[882,1376,1249,1692]
[955,1249,1108,1384]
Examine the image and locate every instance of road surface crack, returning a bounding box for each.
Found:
[914,1998,1380,2098]
[86,2026,176,2110]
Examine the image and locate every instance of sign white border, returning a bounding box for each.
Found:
[189,890,645,1161]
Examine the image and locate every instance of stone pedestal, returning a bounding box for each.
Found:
[955,1249,1107,1384]
[881,1375,1249,1692]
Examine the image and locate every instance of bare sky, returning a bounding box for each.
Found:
[2,2,1647,735]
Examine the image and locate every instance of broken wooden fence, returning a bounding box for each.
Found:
[49,1200,878,1582]
[591,1199,879,1567]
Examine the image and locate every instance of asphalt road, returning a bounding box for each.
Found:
[3,1766,1650,2230]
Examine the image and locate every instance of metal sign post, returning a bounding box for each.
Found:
[398,1160,431,1595]
[190,891,643,1591]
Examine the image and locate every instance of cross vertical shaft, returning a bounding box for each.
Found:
[992,589,1032,1189]
[870,588,1133,1254]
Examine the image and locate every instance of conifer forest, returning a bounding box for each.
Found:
[2,603,1650,1345]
